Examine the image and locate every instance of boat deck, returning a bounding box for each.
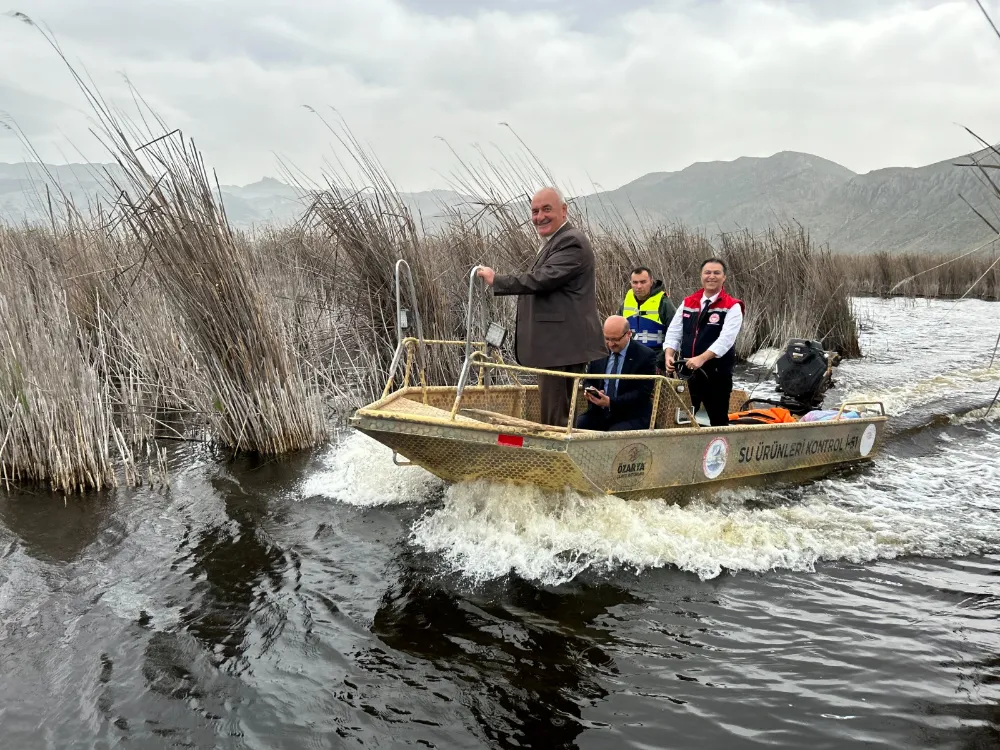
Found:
[361,381,747,434]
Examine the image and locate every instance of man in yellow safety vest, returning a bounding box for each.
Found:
[617,266,676,370]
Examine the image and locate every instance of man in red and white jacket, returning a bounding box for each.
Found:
[663,258,744,426]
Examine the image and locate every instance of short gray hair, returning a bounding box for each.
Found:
[533,185,566,205]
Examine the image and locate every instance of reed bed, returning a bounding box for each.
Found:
[0,194,865,493]
[835,248,1000,300]
[0,226,135,491]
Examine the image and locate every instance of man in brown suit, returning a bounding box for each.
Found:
[476,187,605,427]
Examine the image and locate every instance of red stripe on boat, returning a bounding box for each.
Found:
[497,434,523,447]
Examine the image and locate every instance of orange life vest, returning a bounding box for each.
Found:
[728,407,797,425]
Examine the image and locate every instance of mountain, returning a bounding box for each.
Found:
[576,151,857,233]
[1,150,998,254]
[0,162,475,231]
[808,157,999,254]
[574,150,998,255]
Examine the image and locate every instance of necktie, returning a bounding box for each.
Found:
[610,352,620,397]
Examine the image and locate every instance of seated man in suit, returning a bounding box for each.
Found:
[576,315,658,431]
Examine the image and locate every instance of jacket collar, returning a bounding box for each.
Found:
[531,222,572,269]
[539,221,570,247]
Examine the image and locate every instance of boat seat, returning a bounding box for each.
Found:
[650,385,751,429]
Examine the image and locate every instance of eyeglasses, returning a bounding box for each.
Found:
[604,330,630,344]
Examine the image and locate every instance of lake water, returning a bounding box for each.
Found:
[1,297,998,749]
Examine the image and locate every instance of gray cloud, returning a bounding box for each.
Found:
[1,0,999,193]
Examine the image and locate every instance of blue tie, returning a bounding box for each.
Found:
[609,352,620,397]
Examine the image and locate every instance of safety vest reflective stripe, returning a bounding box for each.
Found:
[632,331,664,346]
[623,290,666,345]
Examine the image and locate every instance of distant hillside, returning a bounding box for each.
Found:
[577,151,856,233]
[0,163,474,232]
[574,150,998,255]
[1,150,998,254]
[809,157,999,254]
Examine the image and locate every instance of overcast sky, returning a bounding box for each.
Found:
[2,0,1000,193]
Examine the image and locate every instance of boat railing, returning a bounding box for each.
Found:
[383,259,428,394]
[835,401,886,417]
[381,336,510,400]
[379,336,885,434]
[453,350,699,434]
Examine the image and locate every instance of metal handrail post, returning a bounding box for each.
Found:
[464,266,493,387]
[395,258,428,392]
[449,357,473,419]
[464,266,483,364]
[566,376,581,434]
[381,340,407,398]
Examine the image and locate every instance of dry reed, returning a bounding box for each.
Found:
[836,247,1000,301]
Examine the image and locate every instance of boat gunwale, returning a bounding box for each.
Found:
[352,385,888,443]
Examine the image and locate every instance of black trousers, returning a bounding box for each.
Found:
[538,363,587,427]
[687,369,733,427]
[576,408,648,432]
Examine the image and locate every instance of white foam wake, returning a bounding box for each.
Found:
[409,430,1000,584]
[301,431,442,506]
[950,400,1000,425]
[841,364,999,416]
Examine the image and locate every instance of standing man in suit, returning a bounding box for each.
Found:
[663,258,744,427]
[576,315,658,431]
[476,186,605,427]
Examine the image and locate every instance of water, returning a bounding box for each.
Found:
[1,297,998,749]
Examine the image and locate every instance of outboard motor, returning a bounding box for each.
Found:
[773,339,837,415]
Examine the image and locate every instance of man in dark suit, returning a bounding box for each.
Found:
[476,186,605,427]
[576,315,657,431]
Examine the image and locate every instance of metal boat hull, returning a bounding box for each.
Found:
[350,386,886,501]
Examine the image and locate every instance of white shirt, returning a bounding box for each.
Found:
[662,291,743,358]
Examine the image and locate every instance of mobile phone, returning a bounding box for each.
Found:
[584,385,599,395]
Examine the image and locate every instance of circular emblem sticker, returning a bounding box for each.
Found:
[702,437,728,479]
[708,312,721,324]
[612,443,652,488]
[859,424,877,457]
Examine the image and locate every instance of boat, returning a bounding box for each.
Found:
[349,262,888,501]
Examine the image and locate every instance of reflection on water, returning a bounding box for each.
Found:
[0,491,116,564]
[177,468,286,669]
[372,567,636,748]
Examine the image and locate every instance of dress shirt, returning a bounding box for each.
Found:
[604,340,630,395]
[662,291,743,357]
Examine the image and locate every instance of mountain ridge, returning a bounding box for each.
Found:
[1,150,996,255]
